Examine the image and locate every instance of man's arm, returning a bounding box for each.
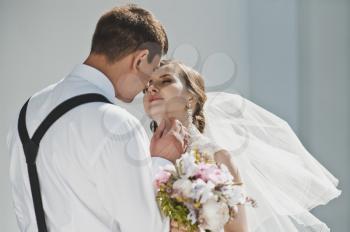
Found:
[152,157,173,177]
[92,113,169,232]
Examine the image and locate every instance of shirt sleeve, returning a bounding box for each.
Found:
[152,157,174,177]
[92,108,169,232]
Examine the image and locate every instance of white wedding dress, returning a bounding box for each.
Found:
[188,92,341,232]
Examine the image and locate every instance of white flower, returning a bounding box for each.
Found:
[198,198,230,232]
[173,178,193,198]
[222,185,246,206]
[184,202,197,225]
[192,179,216,203]
[162,164,176,173]
[217,164,234,183]
[176,152,198,178]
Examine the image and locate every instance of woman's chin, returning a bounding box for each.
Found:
[149,115,163,125]
[147,109,165,123]
[147,104,166,117]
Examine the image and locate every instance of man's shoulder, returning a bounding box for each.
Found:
[91,103,143,138]
[94,102,137,122]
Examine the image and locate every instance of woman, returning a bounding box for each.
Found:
[143,59,341,232]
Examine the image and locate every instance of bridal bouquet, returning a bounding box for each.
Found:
[154,148,251,232]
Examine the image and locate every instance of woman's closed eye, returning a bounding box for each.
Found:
[161,79,172,84]
[142,76,173,94]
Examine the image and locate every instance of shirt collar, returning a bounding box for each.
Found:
[68,64,116,103]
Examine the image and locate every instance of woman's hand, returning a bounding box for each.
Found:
[214,150,242,183]
[150,118,189,163]
[170,220,191,232]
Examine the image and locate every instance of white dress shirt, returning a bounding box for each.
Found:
[7,64,171,232]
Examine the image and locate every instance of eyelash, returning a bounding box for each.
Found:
[142,79,173,94]
[162,79,172,84]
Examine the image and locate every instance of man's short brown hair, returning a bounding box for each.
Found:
[91,4,168,63]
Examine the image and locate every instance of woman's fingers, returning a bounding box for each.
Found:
[169,118,181,133]
[170,220,188,232]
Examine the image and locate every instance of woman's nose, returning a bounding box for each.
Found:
[147,84,159,95]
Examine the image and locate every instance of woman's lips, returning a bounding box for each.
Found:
[149,96,164,103]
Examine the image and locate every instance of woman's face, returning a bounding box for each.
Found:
[143,63,190,122]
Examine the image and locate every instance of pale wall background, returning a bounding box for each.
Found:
[0,0,349,231]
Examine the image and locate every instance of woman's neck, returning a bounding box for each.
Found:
[154,111,190,129]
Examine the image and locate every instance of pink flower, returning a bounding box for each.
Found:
[207,168,227,185]
[154,170,171,190]
[195,163,232,185]
[194,162,213,182]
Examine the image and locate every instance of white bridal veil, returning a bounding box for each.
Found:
[203,92,341,232]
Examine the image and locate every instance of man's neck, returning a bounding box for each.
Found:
[83,54,128,102]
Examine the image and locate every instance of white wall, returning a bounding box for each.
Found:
[247,0,300,131]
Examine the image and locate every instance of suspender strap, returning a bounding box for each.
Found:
[17,93,112,232]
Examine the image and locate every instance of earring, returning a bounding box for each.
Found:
[186,102,193,125]
[186,102,196,152]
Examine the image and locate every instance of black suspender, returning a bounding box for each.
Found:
[17,93,112,232]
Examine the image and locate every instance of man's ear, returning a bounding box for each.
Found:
[132,49,149,72]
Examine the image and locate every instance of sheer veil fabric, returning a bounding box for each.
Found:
[199,92,341,232]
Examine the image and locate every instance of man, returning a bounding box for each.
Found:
[7,5,187,232]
